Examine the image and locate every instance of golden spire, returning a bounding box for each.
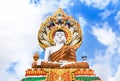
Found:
[52,8,67,16]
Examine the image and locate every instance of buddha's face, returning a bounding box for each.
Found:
[54,31,66,44]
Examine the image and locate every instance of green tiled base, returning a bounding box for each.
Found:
[22,77,46,81]
[22,76,101,81]
[75,76,101,81]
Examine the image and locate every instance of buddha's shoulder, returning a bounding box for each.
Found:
[63,45,73,48]
[45,46,55,50]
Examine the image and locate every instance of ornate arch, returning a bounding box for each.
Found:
[38,8,82,49]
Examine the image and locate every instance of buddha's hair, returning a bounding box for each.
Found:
[53,29,65,36]
[56,29,64,32]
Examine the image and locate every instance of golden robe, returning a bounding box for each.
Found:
[36,46,89,69]
[49,46,77,62]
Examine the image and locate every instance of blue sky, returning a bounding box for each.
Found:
[0,0,120,81]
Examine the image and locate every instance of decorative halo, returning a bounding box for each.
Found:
[38,8,82,50]
[48,27,72,45]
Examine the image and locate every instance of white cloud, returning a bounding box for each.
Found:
[80,0,116,9]
[0,0,74,81]
[78,15,87,28]
[91,22,120,81]
[111,0,119,4]
[115,11,120,28]
[91,22,116,46]
[99,10,113,19]
[78,15,87,35]
[113,65,120,81]
[93,64,111,81]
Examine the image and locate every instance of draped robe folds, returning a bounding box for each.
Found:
[49,45,77,62]
[40,46,89,68]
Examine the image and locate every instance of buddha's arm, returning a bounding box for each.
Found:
[44,47,50,61]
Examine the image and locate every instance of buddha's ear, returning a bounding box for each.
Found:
[64,37,66,43]
[53,37,56,44]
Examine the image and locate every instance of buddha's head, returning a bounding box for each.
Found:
[54,29,66,44]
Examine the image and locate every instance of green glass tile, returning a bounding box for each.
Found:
[75,76,101,81]
[22,77,46,81]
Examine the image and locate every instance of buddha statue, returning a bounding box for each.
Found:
[44,29,76,66]
[22,8,102,81]
[32,28,89,69]
[32,8,89,69]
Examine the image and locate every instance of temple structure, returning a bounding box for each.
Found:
[21,8,102,81]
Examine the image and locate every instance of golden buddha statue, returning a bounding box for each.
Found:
[32,8,89,69]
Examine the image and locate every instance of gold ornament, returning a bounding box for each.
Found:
[38,8,82,49]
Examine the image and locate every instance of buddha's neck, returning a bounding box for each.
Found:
[55,43,64,47]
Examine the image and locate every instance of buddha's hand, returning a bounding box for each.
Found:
[58,60,69,67]
[58,60,68,63]
[37,59,44,65]
[52,61,59,64]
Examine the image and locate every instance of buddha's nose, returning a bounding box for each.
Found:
[59,36,61,38]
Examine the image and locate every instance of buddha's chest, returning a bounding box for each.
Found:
[49,46,62,55]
